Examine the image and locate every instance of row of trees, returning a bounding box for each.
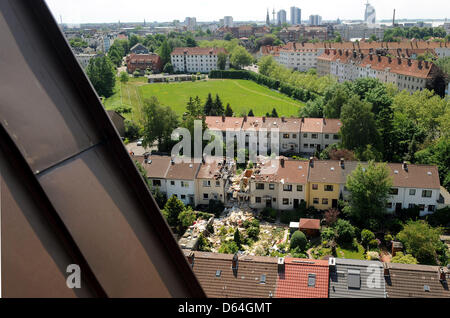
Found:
[383,26,448,42]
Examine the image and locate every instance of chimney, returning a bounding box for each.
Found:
[418,60,423,69]
[323,118,326,125]
[338,49,342,56]
[397,57,401,65]
[280,158,285,168]
[222,115,225,122]
[278,257,285,274]
[232,253,239,272]
[340,158,345,169]
[244,115,247,122]
[424,61,429,69]
[407,58,412,66]
[281,116,285,122]
[309,157,314,168]
[439,267,448,282]
[383,263,390,277]
[388,56,392,64]
[345,50,349,57]
[378,55,381,62]
[262,116,266,123]
[352,50,356,58]
[402,161,408,172]
[370,54,373,61]
[328,257,336,268]
[301,117,305,123]
[170,158,175,165]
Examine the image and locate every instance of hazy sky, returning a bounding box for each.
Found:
[45,0,450,24]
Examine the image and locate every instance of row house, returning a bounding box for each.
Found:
[126,53,163,74]
[171,47,229,74]
[194,157,235,206]
[249,157,309,211]
[187,251,450,298]
[205,116,342,156]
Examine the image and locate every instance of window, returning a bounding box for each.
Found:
[181,195,186,200]
[333,134,339,140]
[304,144,308,148]
[269,184,275,190]
[303,133,308,138]
[428,205,436,212]
[260,274,266,284]
[216,181,220,187]
[348,269,361,289]
[203,180,211,187]
[418,204,425,211]
[313,198,319,204]
[310,144,315,148]
[256,197,261,203]
[390,188,399,195]
[312,184,318,190]
[386,202,392,209]
[324,134,329,139]
[308,274,316,287]
[203,193,209,199]
[409,189,416,196]
[297,185,303,192]
[292,134,297,139]
[322,198,329,205]
[283,184,292,192]
[283,134,290,139]
[422,190,432,198]
[170,181,175,186]
[152,180,161,187]
[408,204,416,209]
[216,270,222,277]
[324,185,334,192]
[181,181,189,188]
[311,134,318,139]
[256,183,264,190]
[283,198,289,205]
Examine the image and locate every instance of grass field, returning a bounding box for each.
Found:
[104,77,304,121]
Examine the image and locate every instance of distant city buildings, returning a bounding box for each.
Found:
[290,6,302,25]
[126,53,163,74]
[184,17,197,31]
[364,1,376,24]
[224,16,234,27]
[277,10,287,26]
[309,15,322,26]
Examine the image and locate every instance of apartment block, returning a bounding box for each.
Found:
[171,47,229,73]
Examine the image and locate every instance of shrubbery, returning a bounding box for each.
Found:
[290,231,307,251]
[335,219,356,244]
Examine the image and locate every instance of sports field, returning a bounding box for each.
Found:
[104,78,304,121]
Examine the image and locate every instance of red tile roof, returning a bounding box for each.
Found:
[205,116,244,131]
[299,218,321,230]
[253,158,309,184]
[276,258,329,298]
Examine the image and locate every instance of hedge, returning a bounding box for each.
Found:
[209,70,319,103]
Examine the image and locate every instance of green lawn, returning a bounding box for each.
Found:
[336,242,366,260]
[104,78,304,121]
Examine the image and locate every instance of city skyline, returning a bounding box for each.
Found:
[46,0,450,24]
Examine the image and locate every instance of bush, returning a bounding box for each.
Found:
[366,251,380,261]
[208,200,225,217]
[391,252,418,264]
[218,241,239,254]
[368,239,380,249]
[361,229,376,247]
[247,226,260,240]
[335,219,356,244]
[234,229,242,247]
[261,207,277,222]
[290,231,307,251]
[321,227,336,242]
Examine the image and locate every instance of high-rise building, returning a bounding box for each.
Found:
[277,10,287,26]
[290,7,301,25]
[266,9,271,26]
[309,15,322,26]
[184,17,197,30]
[224,16,233,27]
[364,1,376,24]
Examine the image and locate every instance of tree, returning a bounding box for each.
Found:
[324,208,340,226]
[159,39,172,66]
[397,220,448,265]
[234,228,242,248]
[290,231,307,251]
[163,195,185,227]
[119,71,129,83]
[391,252,418,265]
[361,229,376,248]
[344,162,392,230]
[217,52,228,70]
[212,94,224,116]
[225,103,233,116]
[230,46,253,69]
[224,32,234,41]
[340,95,381,152]
[299,98,324,118]
[323,84,350,118]
[334,219,356,244]
[271,108,278,118]
[163,62,174,74]
[203,93,214,115]
[86,55,116,98]
[248,109,255,117]
[141,97,179,152]
[178,207,197,228]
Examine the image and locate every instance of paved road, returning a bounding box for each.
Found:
[125,141,157,156]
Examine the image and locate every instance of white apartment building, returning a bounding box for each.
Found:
[75,53,97,69]
[300,118,342,154]
[171,47,229,74]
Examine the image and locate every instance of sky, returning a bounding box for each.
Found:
[45,0,450,24]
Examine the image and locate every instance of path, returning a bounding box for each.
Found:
[231,80,302,107]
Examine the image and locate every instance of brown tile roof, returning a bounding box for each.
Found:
[127,53,161,64]
[135,155,171,179]
[242,117,265,131]
[276,258,329,298]
[196,157,224,180]
[253,158,309,184]
[190,252,278,298]
[388,163,440,189]
[300,118,342,134]
[385,263,450,298]
[299,218,321,230]
[205,116,244,131]
[267,117,302,133]
[171,47,227,56]
[308,160,359,184]
[165,160,201,180]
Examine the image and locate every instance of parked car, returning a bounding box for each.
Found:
[137,138,143,146]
